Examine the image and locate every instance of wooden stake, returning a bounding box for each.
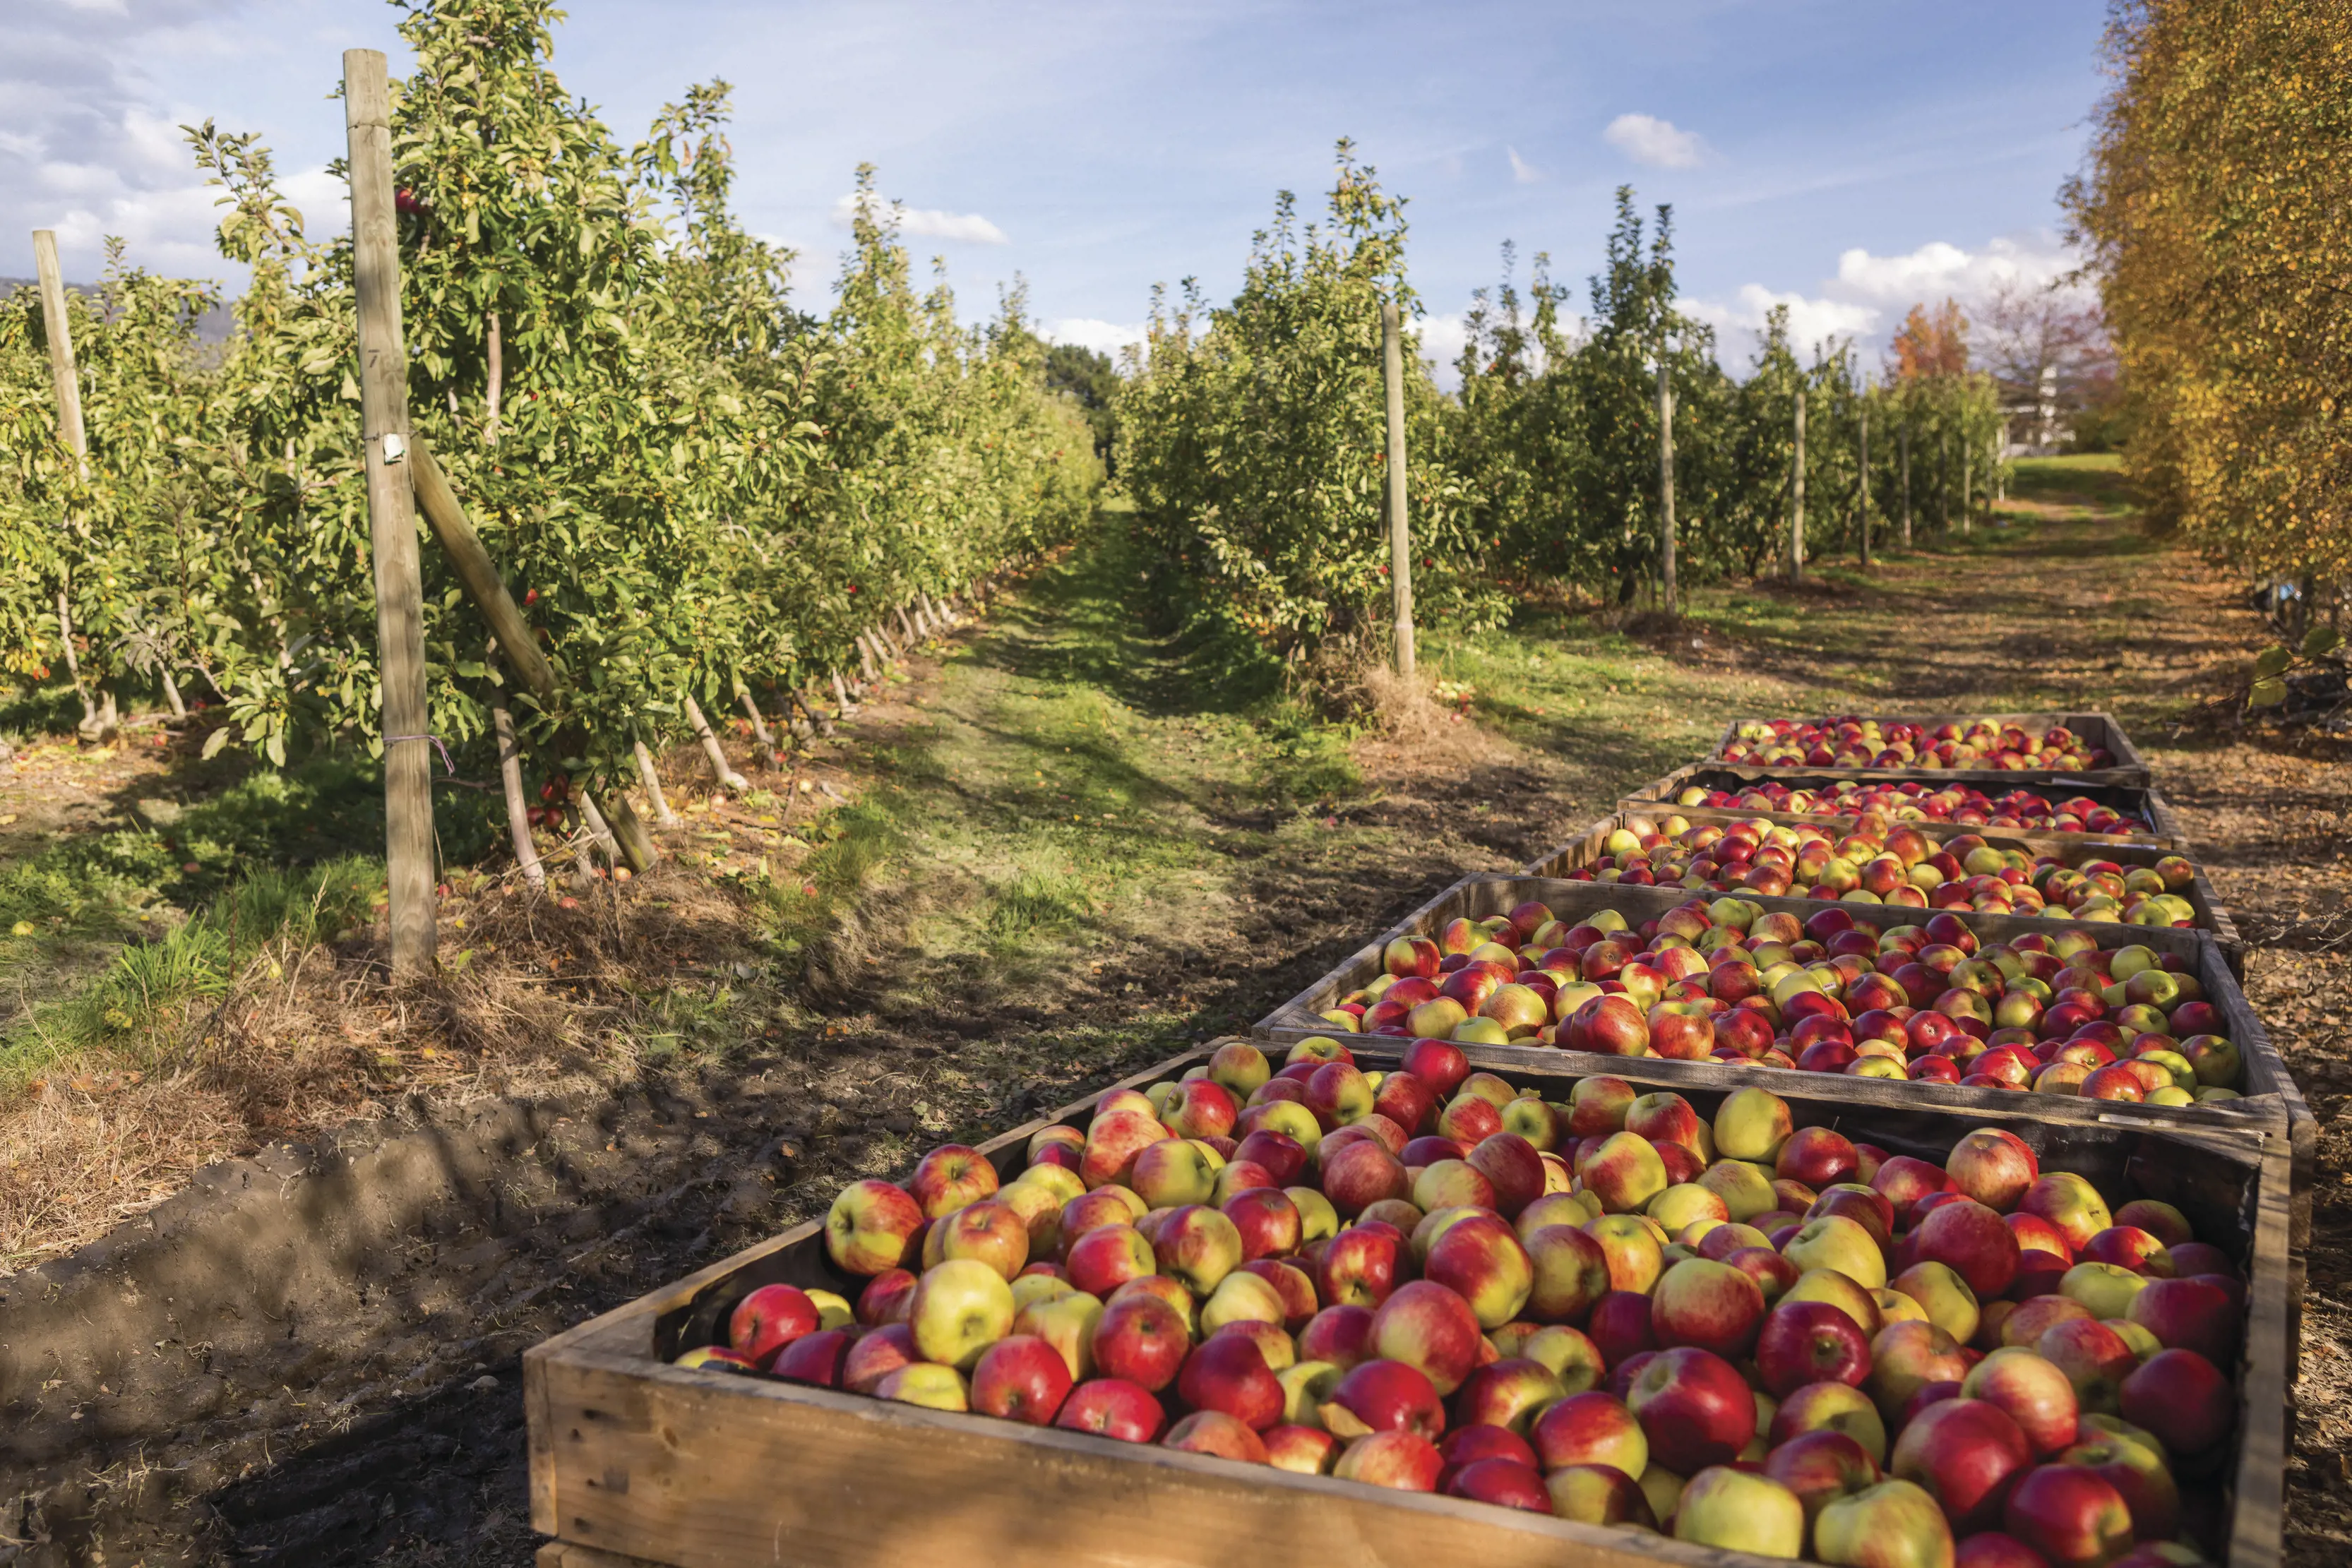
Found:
[1656,344,1676,614]
[683,693,749,792]
[491,691,544,889]
[32,229,101,734]
[410,436,556,702]
[1789,388,1807,581]
[1858,385,1872,568]
[793,687,835,739]
[831,668,858,717]
[739,686,782,770]
[1960,427,1973,536]
[856,635,877,683]
[599,789,657,873]
[575,789,621,865]
[1900,426,1913,548]
[897,605,918,645]
[633,738,678,825]
[485,311,503,445]
[346,49,436,977]
[1380,299,1414,678]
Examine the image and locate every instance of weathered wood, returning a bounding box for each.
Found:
[486,311,503,445]
[896,604,918,645]
[1857,388,1871,568]
[32,229,101,734]
[410,436,559,703]
[830,668,857,717]
[633,740,678,826]
[1789,388,1807,580]
[680,695,748,793]
[1900,425,1913,547]
[491,692,545,890]
[1381,298,1415,677]
[856,635,877,683]
[527,1041,2290,1568]
[575,789,621,865]
[1249,871,2300,1149]
[736,688,780,770]
[346,49,436,977]
[1656,342,1676,612]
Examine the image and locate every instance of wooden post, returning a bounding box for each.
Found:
[347,49,436,977]
[1656,344,1676,614]
[32,230,101,734]
[485,311,503,445]
[410,437,556,702]
[897,605,918,646]
[596,789,657,872]
[1900,425,1913,548]
[1940,425,1951,532]
[490,692,544,889]
[831,668,858,717]
[739,687,782,770]
[1960,426,1974,536]
[856,635,877,683]
[683,693,749,792]
[575,790,622,866]
[1857,384,1871,568]
[633,738,678,825]
[1789,388,1807,581]
[1380,299,1414,678]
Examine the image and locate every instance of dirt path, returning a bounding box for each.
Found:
[1,463,2344,1566]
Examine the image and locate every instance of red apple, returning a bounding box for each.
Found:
[1765,1428,1881,1520]
[728,1283,819,1369]
[1263,1423,1338,1473]
[770,1327,852,1387]
[1952,1532,2050,1568]
[1177,1331,1284,1430]
[1650,1257,1767,1360]
[1327,1357,1445,1440]
[1402,1037,1472,1099]
[2055,1437,2180,1541]
[1444,1455,1551,1511]
[1779,1125,1861,1188]
[1545,1461,1661,1528]
[841,1322,919,1394]
[1332,1428,1443,1490]
[2124,1277,2237,1365]
[2036,1317,2139,1415]
[1868,1319,1972,1422]
[1625,1345,1757,1473]
[1890,1396,2034,1533]
[1757,1299,1873,1397]
[1065,1223,1156,1298]
[970,1334,1075,1424]
[1963,1347,2081,1455]
[1587,1289,1660,1368]
[2117,1348,2233,1456]
[856,1267,918,1327]
[2002,1464,2133,1568]
[1913,1199,2022,1300]
[1318,1225,1401,1310]
[1163,1408,1270,1463]
[1320,1137,1411,1216]
[1467,1132,1547,1217]
[1452,1356,1567,1434]
[1298,1303,1375,1369]
[1946,1130,2038,1213]
[1531,1389,1650,1477]
[1368,1279,1485,1396]
[1088,1291,1189,1392]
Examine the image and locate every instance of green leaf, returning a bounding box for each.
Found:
[2302,625,2343,659]
[2250,676,2288,707]
[201,727,232,760]
[2253,645,2293,678]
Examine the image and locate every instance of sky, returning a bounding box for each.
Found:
[1,0,2115,379]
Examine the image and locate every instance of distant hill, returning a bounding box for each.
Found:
[0,277,237,345]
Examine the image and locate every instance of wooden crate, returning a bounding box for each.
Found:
[525,1042,2293,1568]
[1707,710,2151,788]
[1521,806,2246,974]
[1628,763,2185,849]
[1250,875,2310,1210]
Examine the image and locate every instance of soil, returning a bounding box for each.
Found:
[1,480,2346,1567]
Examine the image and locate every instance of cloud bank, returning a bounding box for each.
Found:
[829,190,1009,245]
[1604,112,1707,169]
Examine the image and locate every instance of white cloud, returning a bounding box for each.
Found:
[1042,316,1145,357]
[1419,310,1470,385]
[828,189,1008,245]
[1685,284,1879,365]
[1832,234,2088,308]
[1604,112,1707,169]
[1507,145,1541,184]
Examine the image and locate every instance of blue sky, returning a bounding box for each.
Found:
[3,0,2113,375]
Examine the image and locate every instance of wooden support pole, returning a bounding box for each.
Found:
[32,229,102,734]
[1960,427,1974,537]
[485,311,503,445]
[410,436,557,702]
[346,49,436,977]
[682,693,749,792]
[1858,385,1872,568]
[793,686,835,739]
[1789,388,1807,581]
[1656,343,1676,614]
[856,635,877,683]
[897,605,918,645]
[1380,299,1415,678]
[490,691,544,889]
[597,789,657,873]
[633,738,678,825]
[1900,426,1913,549]
[575,790,621,865]
[738,687,782,770]
[831,668,858,717]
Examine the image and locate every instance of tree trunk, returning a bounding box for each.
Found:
[1656,347,1677,612]
[1900,428,1913,548]
[739,687,782,770]
[1789,390,1807,581]
[485,310,503,445]
[634,738,679,825]
[491,694,545,889]
[1858,396,1871,568]
[683,693,750,792]
[832,668,858,717]
[1382,298,1416,673]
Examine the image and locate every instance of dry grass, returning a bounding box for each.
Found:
[1349,659,1517,776]
[0,847,782,1271]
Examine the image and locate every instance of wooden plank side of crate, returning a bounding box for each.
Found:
[1525,803,2245,963]
[528,1041,2287,1568]
[1706,709,2151,786]
[535,1344,1784,1568]
[1250,874,2298,1144]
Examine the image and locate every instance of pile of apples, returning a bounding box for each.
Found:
[686,1046,2242,1568]
[1672,778,2154,839]
[1321,897,2245,1103]
[1719,718,2117,774]
[1561,815,2201,930]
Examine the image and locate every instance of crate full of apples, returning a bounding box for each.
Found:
[1283,886,2266,1113]
[1534,813,2230,940]
[1713,714,2149,786]
[1656,773,2167,842]
[651,1043,2276,1568]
